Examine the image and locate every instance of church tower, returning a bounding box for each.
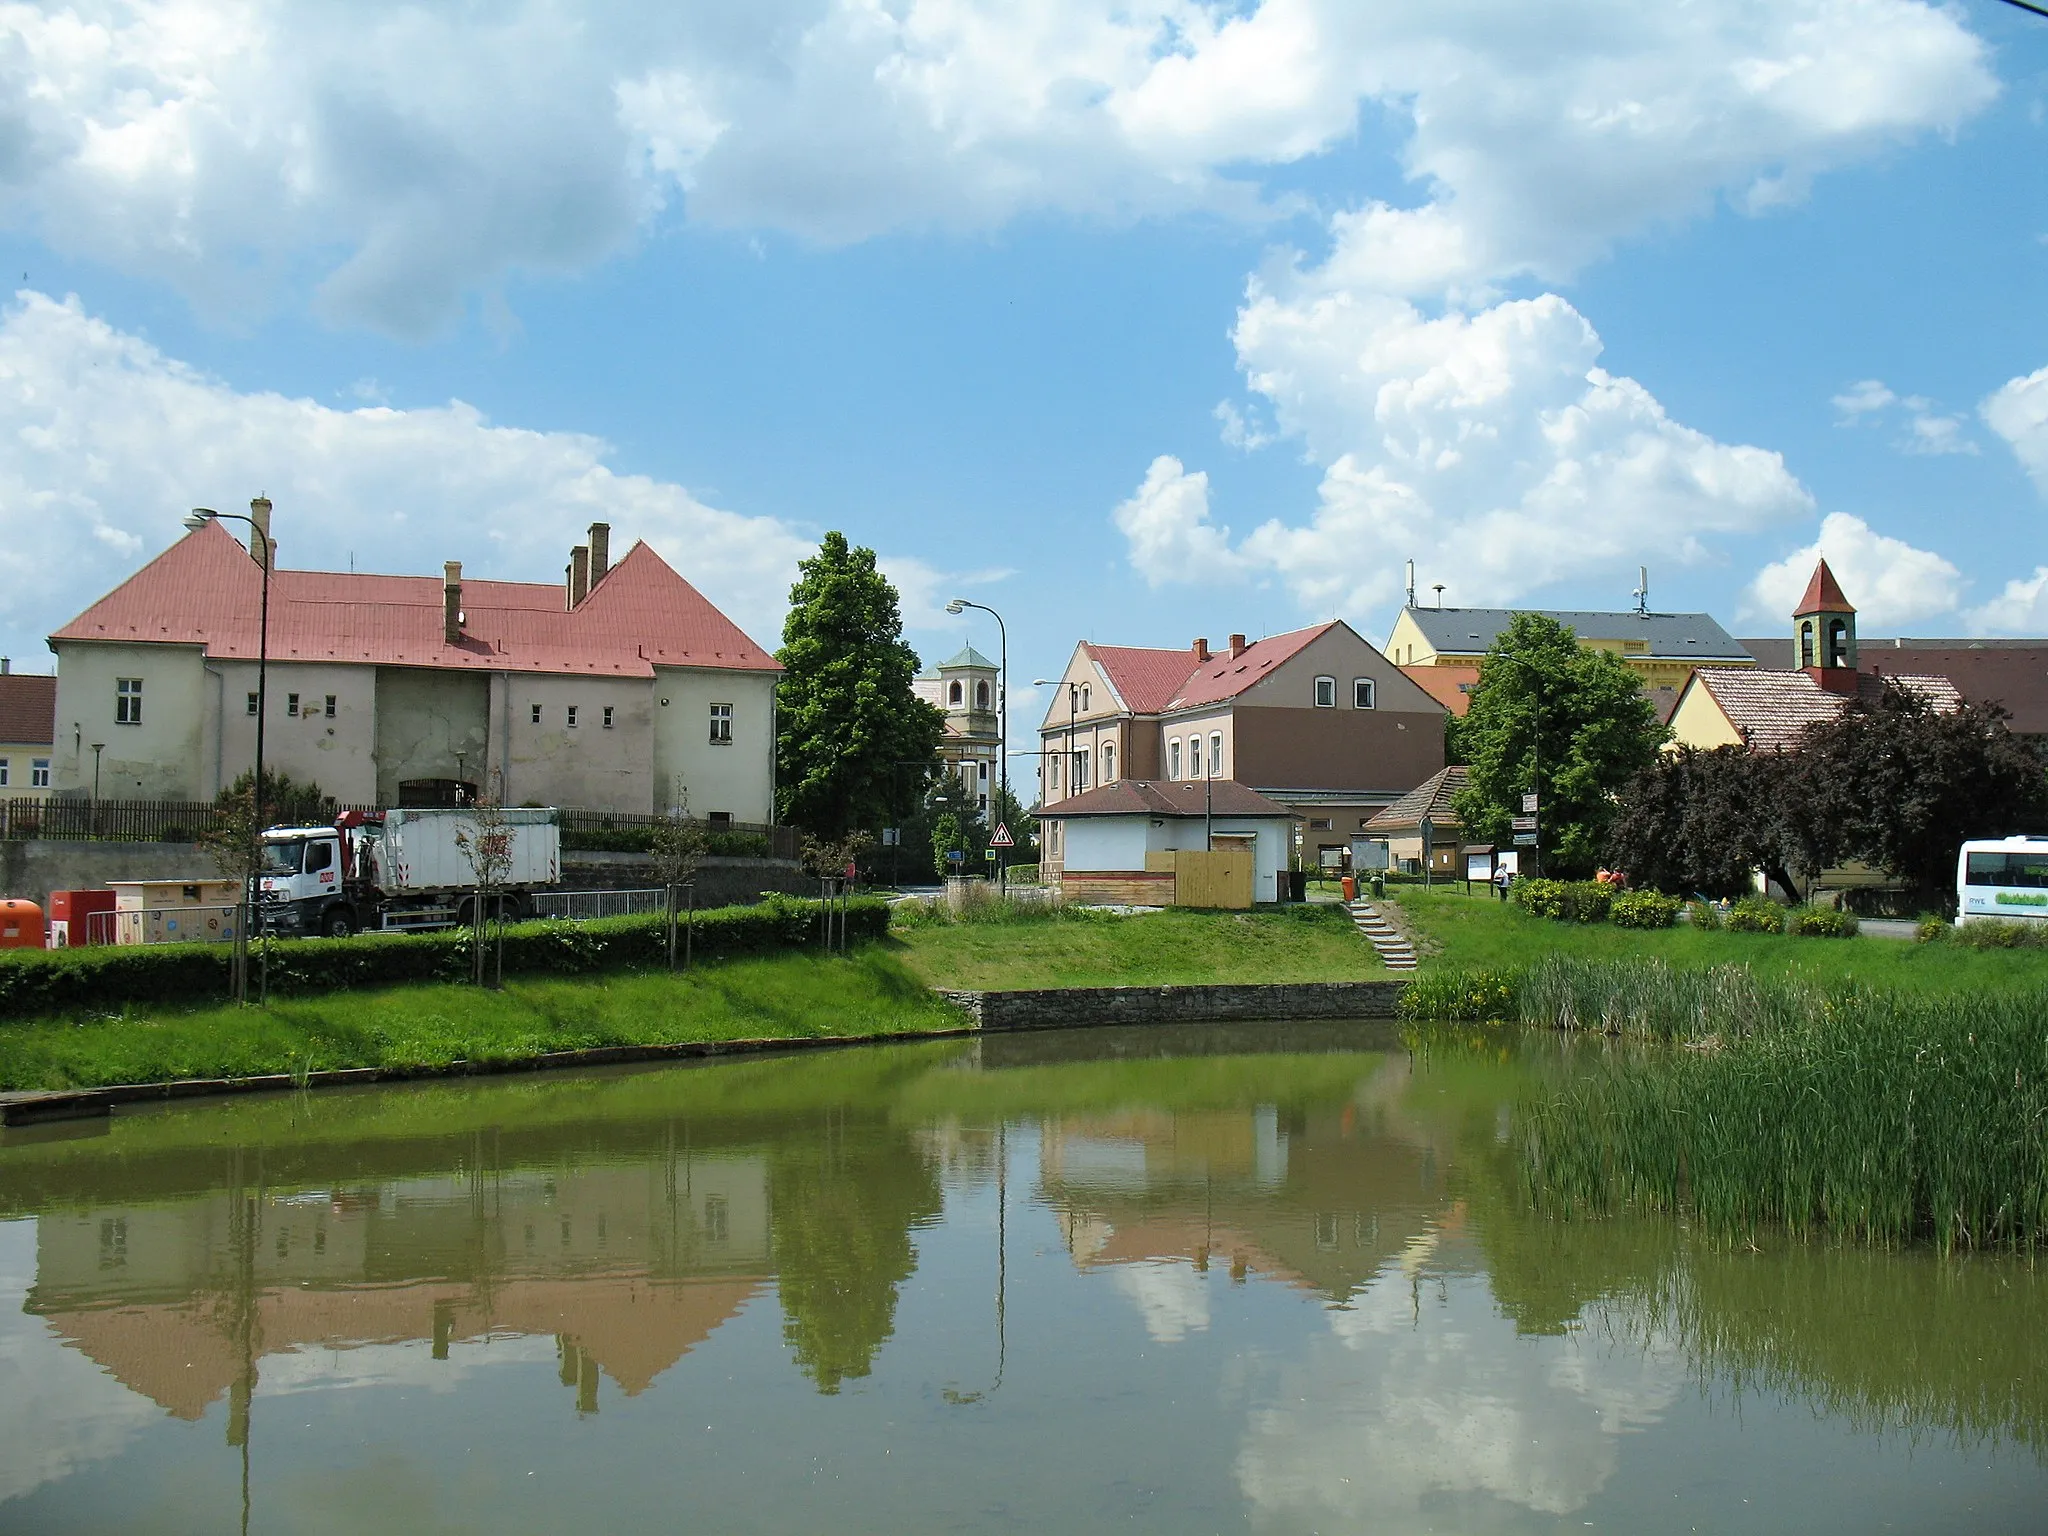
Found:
[1793,559,1858,695]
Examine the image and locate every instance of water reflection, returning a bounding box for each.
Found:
[1,1023,2045,1534]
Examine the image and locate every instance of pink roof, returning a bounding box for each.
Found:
[1794,559,1855,617]
[1166,624,1338,712]
[0,672,55,744]
[1690,666,1960,753]
[50,522,778,678]
[1083,643,1202,714]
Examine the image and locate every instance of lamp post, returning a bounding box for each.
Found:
[185,502,273,1004]
[1031,678,1081,801]
[947,599,1008,890]
[1486,652,1543,879]
[90,743,103,836]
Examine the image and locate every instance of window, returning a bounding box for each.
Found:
[1189,736,1203,779]
[1169,738,1182,779]
[710,703,733,743]
[531,703,543,724]
[977,760,988,781]
[1828,619,1850,668]
[0,758,8,787]
[1799,621,1815,669]
[286,693,300,718]
[1074,750,1090,791]
[1050,755,1062,792]
[1313,675,1336,708]
[1354,678,1375,709]
[1102,743,1115,782]
[116,678,143,725]
[32,759,51,790]
[246,692,258,716]
[603,706,615,730]
[976,680,990,710]
[1310,817,1333,830]
[324,695,337,719]
[1080,685,1091,711]
[567,705,579,729]
[1209,732,1222,777]
[305,840,333,874]
[948,681,963,706]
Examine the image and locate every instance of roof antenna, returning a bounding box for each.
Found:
[1431,583,1445,610]
[1633,565,1649,617]
[1405,559,1416,609]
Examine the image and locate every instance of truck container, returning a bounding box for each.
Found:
[259,807,562,937]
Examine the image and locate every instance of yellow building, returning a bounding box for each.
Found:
[0,664,55,801]
[1384,603,1754,701]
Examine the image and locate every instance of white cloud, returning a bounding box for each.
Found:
[1741,511,1963,628]
[1108,1260,1211,1344]
[1111,455,1246,588]
[1833,378,1975,455]
[1969,569,2048,634]
[0,1,1998,334]
[1834,379,1897,417]
[0,289,950,661]
[1984,365,2048,495]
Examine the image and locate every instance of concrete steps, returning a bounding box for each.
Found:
[1346,899,1417,971]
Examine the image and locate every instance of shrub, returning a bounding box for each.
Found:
[1915,915,1952,943]
[1396,967,1519,1021]
[1687,900,1723,932]
[1514,878,1568,919]
[1789,906,1860,939]
[1952,919,2048,951]
[1611,890,1680,929]
[1004,864,1042,886]
[0,896,890,1020]
[1726,896,1786,935]
[561,827,774,858]
[1557,880,1614,923]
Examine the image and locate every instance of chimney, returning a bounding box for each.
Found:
[443,561,463,645]
[569,545,590,609]
[1192,637,1211,663]
[1,657,10,675]
[250,495,274,570]
[588,522,611,585]
[1228,633,1248,658]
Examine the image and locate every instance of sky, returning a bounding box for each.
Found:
[1,0,2046,759]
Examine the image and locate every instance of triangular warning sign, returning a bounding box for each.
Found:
[989,822,1015,848]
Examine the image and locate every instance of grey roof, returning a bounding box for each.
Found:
[1402,606,1749,661]
[936,644,997,671]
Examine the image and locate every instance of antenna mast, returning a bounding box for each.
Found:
[1633,566,1649,617]
[1405,559,1416,609]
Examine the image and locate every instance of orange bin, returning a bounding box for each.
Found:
[0,899,46,949]
[1340,876,1357,902]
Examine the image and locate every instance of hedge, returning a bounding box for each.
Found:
[1611,890,1681,930]
[1726,895,1787,935]
[1789,906,1860,939]
[0,895,891,1020]
[559,827,774,857]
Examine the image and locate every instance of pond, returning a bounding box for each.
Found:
[2,1021,2044,1533]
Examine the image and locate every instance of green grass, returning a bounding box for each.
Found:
[890,903,1380,990]
[1392,885,2048,992]
[0,948,962,1094]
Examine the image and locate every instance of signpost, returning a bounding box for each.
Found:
[1519,793,1540,872]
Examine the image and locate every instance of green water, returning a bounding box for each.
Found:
[1,1022,2044,1533]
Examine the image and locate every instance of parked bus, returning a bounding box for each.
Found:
[1956,836,2048,925]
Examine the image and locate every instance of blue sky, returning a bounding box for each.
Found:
[1,0,2046,757]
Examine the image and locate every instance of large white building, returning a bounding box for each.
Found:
[48,506,780,820]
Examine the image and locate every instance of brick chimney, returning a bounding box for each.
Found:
[250,495,274,570]
[569,544,590,609]
[588,522,611,585]
[443,562,463,645]
[1228,633,1248,658]
[1192,637,1211,663]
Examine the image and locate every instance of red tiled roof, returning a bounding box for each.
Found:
[1083,643,1201,714]
[1363,766,1469,833]
[1689,667,1959,753]
[1794,559,1854,617]
[49,523,778,678]
[0,672,55,744]
[1165,624,1338,712]
[1036,778,1293,819]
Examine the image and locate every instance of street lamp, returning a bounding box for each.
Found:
[185,502,273,1003]
[947,598,1009,890]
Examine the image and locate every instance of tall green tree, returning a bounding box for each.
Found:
[1450,615,1667,876]
[776,533,946,838]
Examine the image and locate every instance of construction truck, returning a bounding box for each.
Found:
[258,807,562,937]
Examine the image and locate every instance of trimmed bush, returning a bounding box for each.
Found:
[1611,889,1681,929]
[1953,919,2048,951]
[1789,906,1860,939]
[1514,878,1568,919]
[0,895,890,1020]
[1557,881,1614,923]
[1726,896,1786,934]
[1915,915,1952,943]
[1396,967,1519,1022]
[1687,900,1723,932]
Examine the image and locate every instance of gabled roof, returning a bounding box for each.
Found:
[1685,667,1960,753]
[1795,559,1855,617]
[936,644,996,671]
[0,672,55,745]
[1399,606,1748,661]
[1364,766,1469,834]
[49,523,778,678]
[1036,778,1293,820]
[1081,643,1201,714]
[1166,624,1339,712]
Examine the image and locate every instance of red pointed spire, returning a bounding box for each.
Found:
[1793,558,1854,618]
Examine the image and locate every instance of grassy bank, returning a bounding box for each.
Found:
[0,948,960,1094]
[890,901,1379,990]
[1392,886,2046,992]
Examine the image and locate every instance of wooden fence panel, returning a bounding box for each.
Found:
[1172,849,1253,909]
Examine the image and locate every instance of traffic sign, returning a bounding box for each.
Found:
[1510,815,1537,831]
[1513,833,1538,846]
[1521,793,1539,814]
[990,822,1015,848]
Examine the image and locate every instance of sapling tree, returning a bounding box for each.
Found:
[651,813,709,970]
[454,786,515,988]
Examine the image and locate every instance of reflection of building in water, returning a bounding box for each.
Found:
[1036,1062,1466,1302]
[28,1155,772,1421]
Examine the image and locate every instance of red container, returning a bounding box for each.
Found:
[47,889,116,948]
[0,899,45,949]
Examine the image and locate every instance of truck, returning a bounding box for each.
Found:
[258,807,563,938]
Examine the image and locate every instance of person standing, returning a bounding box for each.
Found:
[1494,860,1513,903]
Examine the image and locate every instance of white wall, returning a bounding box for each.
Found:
[500,674,653,811]
[51,642,209,799]
[1063,817,1150,872]
[651,666,777,823]
[208,659,379,803]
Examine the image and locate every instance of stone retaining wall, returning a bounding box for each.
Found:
[937,980,1406,1030]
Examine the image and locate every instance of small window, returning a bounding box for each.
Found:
[977,760,988,781]
[1310,817,1333,830]
[948,681,963,706]
[305,840,333,873]
[1080,685,1091,711]
[1354,679,1375,709]
[0,759,8,787]
[246,692,258,716]
[603,706,615,730]
[1209,732,1222,776]
[530,703,543,724]
[1189,736,1203,779]
[324,695,337,719]
[1313,676,1336,708]
[286,693,300,718]
[31,759,49,789]
[976,680,991,710]
[1102,743,1115,782]
[116,677,143,725]
[567,705,579,729]
[1050,755,1062,792]
[710,703,733,743]
[1169,739,1182,779]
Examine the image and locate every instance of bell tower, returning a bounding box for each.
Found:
[1793,558,1858,695]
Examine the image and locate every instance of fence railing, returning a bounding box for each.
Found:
[529,887,669,923]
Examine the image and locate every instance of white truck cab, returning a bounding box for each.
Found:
[260,825,355,936]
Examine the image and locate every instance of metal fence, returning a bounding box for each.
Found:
[555,809,803,860]
[528,887,670,922]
